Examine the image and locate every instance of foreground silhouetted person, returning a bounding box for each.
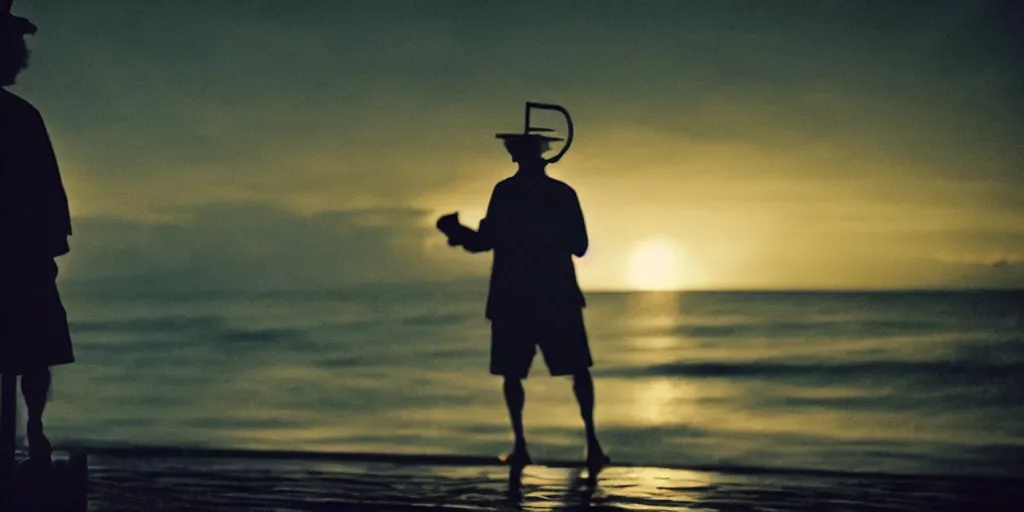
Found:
[437,134,607,471]
[0,2,74,462]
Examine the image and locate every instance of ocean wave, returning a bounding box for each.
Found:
[665,319,953,339]
[219,328,302,344]
[70,315,225,334]
[601,360,1024,381]
[398,313,474,327]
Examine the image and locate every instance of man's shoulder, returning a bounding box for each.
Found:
[544,176,579,198]
[0,89,42,118]
[498,173,579,200]
[492,176,519,195]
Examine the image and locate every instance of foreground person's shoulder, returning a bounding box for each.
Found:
[0,88,42,118]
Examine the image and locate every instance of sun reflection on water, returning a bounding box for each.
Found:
[633,378,698,427]
[619,291,703,427]
[515,465,715,511]
[625,291,681,330]
[608,466,714,503]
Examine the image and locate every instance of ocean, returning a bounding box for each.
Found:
[30,284,1024,479]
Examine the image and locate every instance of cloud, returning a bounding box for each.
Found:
[935,252,1024,269]
[991,259,1021,269]
[59,203,488,292]
[24,0,1020,216]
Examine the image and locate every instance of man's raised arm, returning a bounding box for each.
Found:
[437,186,499,253]
[459,217,493,253]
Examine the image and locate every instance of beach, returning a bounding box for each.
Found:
[78,447,1024,511]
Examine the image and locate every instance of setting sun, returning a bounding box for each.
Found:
[627,238,680,291]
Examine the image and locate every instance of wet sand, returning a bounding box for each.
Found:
[69,446,1024,511]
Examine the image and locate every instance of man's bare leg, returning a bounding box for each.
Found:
[502,377,531,465]
[21,368,52,459]
[572,370,607,465]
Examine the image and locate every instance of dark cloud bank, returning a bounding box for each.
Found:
[58,204,488,293]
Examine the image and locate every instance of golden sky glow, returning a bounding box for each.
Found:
[626,239,683,291]
[11,1,1022,291]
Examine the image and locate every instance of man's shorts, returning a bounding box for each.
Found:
[490,308,593,378]
[0,258,75,375]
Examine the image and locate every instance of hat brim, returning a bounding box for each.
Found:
[3,15,37,35]
[495,133,564,142]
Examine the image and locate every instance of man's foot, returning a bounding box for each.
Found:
[26,421,53,462]
[500,445,533,467]
[585,445,609,476]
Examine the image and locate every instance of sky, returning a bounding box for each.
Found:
[9,0,1023,291]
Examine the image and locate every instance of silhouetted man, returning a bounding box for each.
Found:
[437,134,607,470]
[0,1,74,461]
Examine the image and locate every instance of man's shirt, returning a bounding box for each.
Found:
[465,171,588,319]
[0,89,72,261]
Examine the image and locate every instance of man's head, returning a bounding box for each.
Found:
[1,1,35,87]
[502,135,550,165]
[0,32,29,86]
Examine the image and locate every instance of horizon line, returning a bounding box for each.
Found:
[57,279,1024,295]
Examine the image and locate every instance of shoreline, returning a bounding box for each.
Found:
[68,443,1024,483]
[23,445,1021,511]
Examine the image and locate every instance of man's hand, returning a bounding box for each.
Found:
[436,212,462,245]
[436,212,460,232]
